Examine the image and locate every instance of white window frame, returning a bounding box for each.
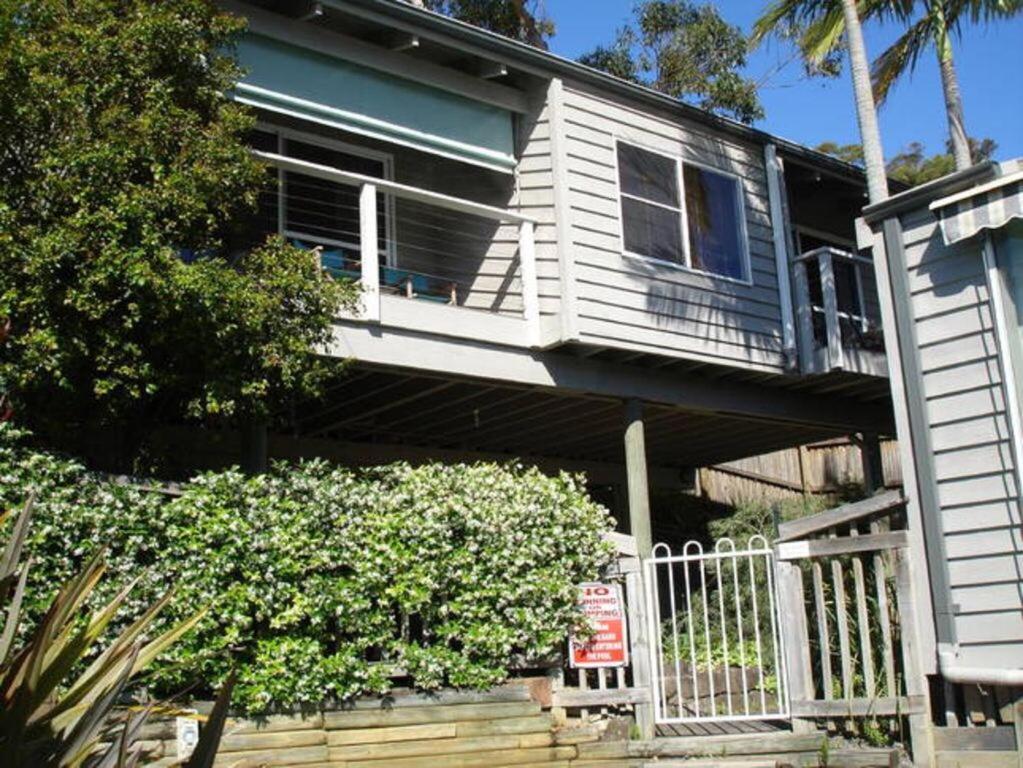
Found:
[257,122,397,267]
[613,138,753,286]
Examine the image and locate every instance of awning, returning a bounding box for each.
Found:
[233,33,517,174]
[930,167,1023,245]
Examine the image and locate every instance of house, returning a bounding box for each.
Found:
[195,0,996,760]
[860,161,1023,746]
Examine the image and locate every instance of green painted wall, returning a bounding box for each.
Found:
[234,34,515,170]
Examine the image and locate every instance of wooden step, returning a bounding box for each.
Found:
[578,731,828,759]
[323,701,541,730]
[328,732,553,761]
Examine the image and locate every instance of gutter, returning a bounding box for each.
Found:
[938,650,1023,686]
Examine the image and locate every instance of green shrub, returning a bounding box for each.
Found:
[0,425,615,713]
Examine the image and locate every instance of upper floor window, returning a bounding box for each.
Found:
[616,141,749,282]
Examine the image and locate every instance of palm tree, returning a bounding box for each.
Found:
[753,0,890,203]
[872,0,1021,172]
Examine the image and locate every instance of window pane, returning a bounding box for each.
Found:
[281,138,386,251]
[683,165,746,280]
[617,143,679,208]
[622,197,684,263]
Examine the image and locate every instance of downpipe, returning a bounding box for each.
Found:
[938,648,1023,686]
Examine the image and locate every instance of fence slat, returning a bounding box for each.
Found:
[831,558,854,701]
[850,540,876,699]
[811,562,833,701]
[873,551,897,698]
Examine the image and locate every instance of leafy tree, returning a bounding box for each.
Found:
[421,0,554,48]
[814,140,866,166]
[0,0,355,458]
[886,136,997,185]
[871,0,1021,172]
[579,0,764,124]
[753,0,891,202]
[815,135,997,186]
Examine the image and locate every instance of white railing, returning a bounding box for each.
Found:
[645,536,789,725]
[792,246,884,374]
[253,150,541,347]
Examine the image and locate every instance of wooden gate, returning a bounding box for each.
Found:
[773,491,930,762]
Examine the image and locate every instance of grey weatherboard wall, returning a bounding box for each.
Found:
[864,170,1023,671]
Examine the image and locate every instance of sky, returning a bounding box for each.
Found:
[544,0,1023,162]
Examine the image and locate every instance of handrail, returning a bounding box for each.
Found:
[252,150,537,225]
[793,245,872,265]
[775,489,906,542]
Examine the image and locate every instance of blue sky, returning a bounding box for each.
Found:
[545,0,1023,161]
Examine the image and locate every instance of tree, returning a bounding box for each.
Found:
[578,0,764,125]
[752,0,890,202]
[421,0,554,48]
[0,0,355,460]
[886,136,997,184]
[815,135,997,186]
[872,0,1021,172]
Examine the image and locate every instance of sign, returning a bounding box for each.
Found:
[569,582,629,668]
[176,714,200,759]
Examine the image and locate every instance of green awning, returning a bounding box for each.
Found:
[234,33,516,173]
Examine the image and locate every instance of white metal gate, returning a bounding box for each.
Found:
[644,536,789,725]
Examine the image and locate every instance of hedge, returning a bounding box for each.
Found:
[0,425,615,713]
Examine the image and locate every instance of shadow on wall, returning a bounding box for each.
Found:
[910,222,1023,625]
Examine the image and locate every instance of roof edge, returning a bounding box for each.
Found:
[316,0,871,182]
[862,161,998,224]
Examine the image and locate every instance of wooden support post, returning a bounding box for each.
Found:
[1013,696,1023,768]
[241,418,268,475]
[624,399,654,738]
[359,183,381,322]
[776,559,816,733]
[859,431,885,494]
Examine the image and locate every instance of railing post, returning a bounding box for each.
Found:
[359,183,381,323]
[894,549,934,768]
[818,250,845,370]
[518,219,541,347]
[774,557,815,733]
[792,259,815,373]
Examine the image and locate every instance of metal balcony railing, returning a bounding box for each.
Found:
[253,150,542,347]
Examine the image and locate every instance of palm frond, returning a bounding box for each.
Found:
[871,13,936,104]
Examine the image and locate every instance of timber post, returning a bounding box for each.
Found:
[858,431,885,494]
[242,418,269,475]
[623,399,655,738]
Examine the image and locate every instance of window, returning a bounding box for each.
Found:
[617,143,684,264]
[240,128,391,260]
[683,164,747,281]
[616,141,749,281]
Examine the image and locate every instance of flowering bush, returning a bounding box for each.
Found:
[0,425,615,713]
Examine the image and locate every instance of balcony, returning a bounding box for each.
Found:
[792,247,888,377]
[252,149,542,350]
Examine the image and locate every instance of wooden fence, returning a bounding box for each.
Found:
[700,437,902,507]
[774,491,931,764]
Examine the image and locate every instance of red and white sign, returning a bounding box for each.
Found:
[569,582,629,668]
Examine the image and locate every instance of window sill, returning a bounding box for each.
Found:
[620,250,755,287]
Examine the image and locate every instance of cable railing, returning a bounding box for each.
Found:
[792,246,885,374]
[254,150,540,345]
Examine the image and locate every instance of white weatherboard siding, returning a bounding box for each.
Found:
[559,83,786,371]
[901,205,1023,669]
[511,98,562,321]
